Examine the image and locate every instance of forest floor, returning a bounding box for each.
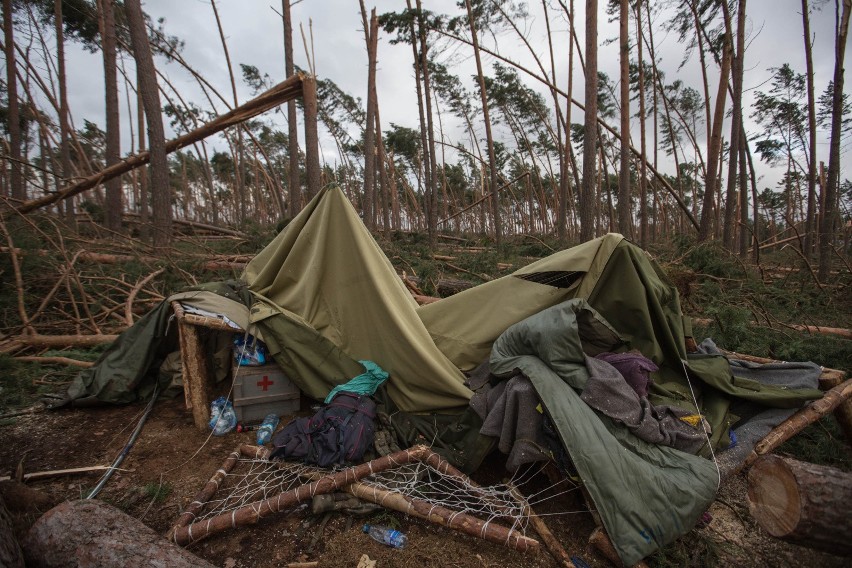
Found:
[1,223,851,567]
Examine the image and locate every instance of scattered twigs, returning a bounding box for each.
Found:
[0,404,45,420]
[780,244,825,294]
[13,356,94,367]
[443,261,491,282]
[126,268,165,326]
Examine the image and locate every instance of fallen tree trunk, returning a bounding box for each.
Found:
[12,334,118,348]
[12,356,94,367]
[1,247,246,272]
[692,317,851,340]
[12,74,304,216]
[403,275,475,296]
[748,455,852,555]
[23,500,215,568]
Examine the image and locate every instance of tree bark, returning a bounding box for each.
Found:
[722,0,745,251]
[580,0,599,242]
[361,5,378,230]
[282,0,302,217]
[302,75,322,201]
[748,455,852,555]
[125,0,171,249]
[98,0,122,232]
[818,0,851,280]
[698,28,732,242]
[3,0,23,201]
[54,0,74,224]
[635,0,649,245]
[802,0,818,257]
[618,0,632,238]
[23,500,215,568]
[465,0,503,247]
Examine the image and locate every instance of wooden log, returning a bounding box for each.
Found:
[176,316,212,430]
[13,74,304,216]
[506,482,574,565]
[588,527,649,568]
[742,378,852,469]
[166,447,242,540]
[693,318,852,340]
[23,500,216,567]
[345,481,539,553]
[0,495,24,568]
[404,275,475,296]
[12,334,118,348]
[172,445,433,546]
[747,455,852,555]
[12,356,94,367]
[0,465,118,483]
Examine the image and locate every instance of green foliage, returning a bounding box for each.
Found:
[778,416,851,472]
[650,529,721,568]
[143,481,173,504]
[0,355,78,413]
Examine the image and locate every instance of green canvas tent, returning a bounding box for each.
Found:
[66,186,822,565]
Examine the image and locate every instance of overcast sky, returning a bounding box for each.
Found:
[50,0,852,194]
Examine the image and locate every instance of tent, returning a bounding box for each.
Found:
[66,186,823,564]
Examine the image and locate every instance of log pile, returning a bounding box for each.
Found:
[748,455,852,556]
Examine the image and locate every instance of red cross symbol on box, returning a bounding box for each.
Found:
[257,375,274,391]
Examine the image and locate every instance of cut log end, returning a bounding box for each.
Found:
[748,455,852,556]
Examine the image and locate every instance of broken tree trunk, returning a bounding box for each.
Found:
[12,74,304,216]
[23,500,215,568]
[748,455,852,555]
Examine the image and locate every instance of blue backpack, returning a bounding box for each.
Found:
[269,392,377,467]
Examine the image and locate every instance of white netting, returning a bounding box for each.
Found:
[191,454,588,529]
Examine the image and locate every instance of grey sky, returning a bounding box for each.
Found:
[53,0,851,195]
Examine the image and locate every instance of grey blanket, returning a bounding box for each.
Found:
[581,356,709,454]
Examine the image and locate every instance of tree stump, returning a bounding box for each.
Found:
[747,455,852,556]
[23,500,215,567]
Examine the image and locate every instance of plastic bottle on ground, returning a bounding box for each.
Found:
[208,397,237,435]
[256,413,280,445]
[362,524,407,548]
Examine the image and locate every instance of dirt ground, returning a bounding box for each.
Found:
[0,396,849,568]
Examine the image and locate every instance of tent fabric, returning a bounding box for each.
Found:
[243,186,471,412]
[489,299,719,566]
[63,283,253,406]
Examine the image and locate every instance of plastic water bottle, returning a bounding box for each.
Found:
[256,413,280,445]
[363,524,407,548]
[208,397,237,435]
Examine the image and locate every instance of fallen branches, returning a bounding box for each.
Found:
[125,268,165,326]
[693,317,851,340]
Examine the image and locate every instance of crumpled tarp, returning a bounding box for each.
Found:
[490,299,719,566]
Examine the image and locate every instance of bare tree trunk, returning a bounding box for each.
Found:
[125,0,171,249]
[738,132,749,256]
[802,0,818,257]
[417,0,440,247]
[360,4,378,230]
[282,0,301,218]
[618,0,632,237]
[722,0,746,251]
[464,0,502,247]
[137,90,149,241]
[819,0,851,280]
[302,75,322,201]
[580,0,599,242]
[635,0,649,245]
[98,0,122,232]
[211,0,246,222]
[3,0,23,201]
[698,29,732,241]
